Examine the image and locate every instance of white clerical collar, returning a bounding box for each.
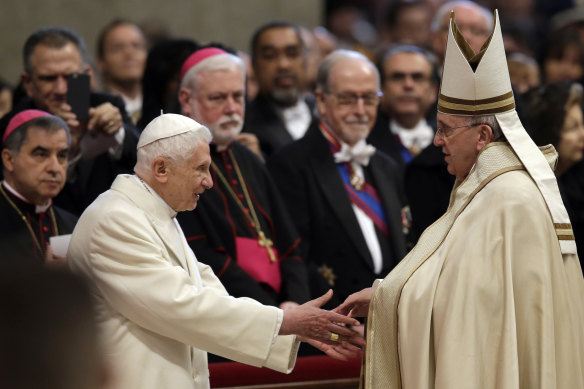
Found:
[133,175,177,218]
[2,180,51,213]
[389,118,434,150]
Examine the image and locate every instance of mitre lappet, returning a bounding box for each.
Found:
[438,9,577,254]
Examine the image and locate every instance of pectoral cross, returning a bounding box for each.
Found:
[258,231,276,262]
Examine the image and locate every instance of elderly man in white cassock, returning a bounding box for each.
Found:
[336,9,584,389]
[67,113,363,389]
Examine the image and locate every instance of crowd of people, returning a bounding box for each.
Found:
[1,1,584,388]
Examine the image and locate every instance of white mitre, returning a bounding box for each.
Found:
[138,113,208,149]
[438,9,576,254]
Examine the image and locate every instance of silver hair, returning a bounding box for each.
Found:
[134,126,212,175]
[430,1,493,33]
[466,114,505,142]
[316,49,380,93]
[180,53,245,90]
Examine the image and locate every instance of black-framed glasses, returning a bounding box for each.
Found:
[327,91,382,107]
[436,123,484,140]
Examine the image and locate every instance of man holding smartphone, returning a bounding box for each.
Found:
[0,26,139,216]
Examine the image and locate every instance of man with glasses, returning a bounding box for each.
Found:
[337,10,584,388]
[177,47,310,312]
[369,45,439,171]
[244,21,319,156]
[0,27,139,216]
[269,50,407,308]
[368,45,453,244]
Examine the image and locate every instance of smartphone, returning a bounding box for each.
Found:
[66,73,90,121]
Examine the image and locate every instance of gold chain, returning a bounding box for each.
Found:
[0,185,58,258]
[211,150,276,262]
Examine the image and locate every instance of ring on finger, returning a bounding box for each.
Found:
[330,332,339,342]
[107,120,114,127]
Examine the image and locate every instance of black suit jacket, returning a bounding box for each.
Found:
[0,93,139,216]
[367,109,438,178]
[268,123,407,307]
[243,94,318,157]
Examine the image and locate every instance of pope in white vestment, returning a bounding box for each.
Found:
[68,174,298,389]
[339,9,584,389]
[67,114,363,389]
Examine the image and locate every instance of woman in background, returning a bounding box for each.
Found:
[523,81,584,262]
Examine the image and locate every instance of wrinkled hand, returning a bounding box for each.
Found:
[88,102,122,135]
[334,287,374,317]
[44,244,67,269]
[280,290,365,347]
[235,133,263,162]
[299,335,363,361]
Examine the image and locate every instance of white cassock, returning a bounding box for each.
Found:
[68,174,298,389]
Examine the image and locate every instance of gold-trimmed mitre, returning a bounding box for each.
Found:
[439,9,576,255]
[438,10,514,115]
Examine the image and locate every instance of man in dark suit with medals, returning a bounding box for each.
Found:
[268,50,408,308]
[177,48,310,309]
[0,110,77,268]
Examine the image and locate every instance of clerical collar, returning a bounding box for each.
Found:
[132,175,177,218]
[1,180,51,213]
[389,118,434,151]
[210,141,233,154]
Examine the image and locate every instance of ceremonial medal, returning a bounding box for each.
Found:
[350,174,364,191]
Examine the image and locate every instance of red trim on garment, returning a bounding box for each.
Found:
[186,234,207,242]
[215,246,232,277]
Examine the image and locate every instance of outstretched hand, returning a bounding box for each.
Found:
[298,335,363,361]
[279,290,365,347]
[334,287,374,318]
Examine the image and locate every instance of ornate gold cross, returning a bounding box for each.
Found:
[258,231,277,262]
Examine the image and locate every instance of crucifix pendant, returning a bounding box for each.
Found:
[350,174,364,191]
[258,231,277,262]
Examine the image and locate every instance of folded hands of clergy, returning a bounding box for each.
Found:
[279,289,366,360]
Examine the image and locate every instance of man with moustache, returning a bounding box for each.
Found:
[177,48,310,309]
[269,50,407,308]
[0,110,77,268]
[244,21,319,156]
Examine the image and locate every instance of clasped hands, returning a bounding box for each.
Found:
[279,289,371,361]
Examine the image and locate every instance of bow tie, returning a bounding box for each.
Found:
[333,143,376,166]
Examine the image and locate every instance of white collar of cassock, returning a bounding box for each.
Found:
[2,179,51,213]
[133,175,177,218]
[389,118,434,150]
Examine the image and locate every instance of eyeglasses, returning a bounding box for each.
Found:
[327,91,382,107]
[436,123,484,140]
